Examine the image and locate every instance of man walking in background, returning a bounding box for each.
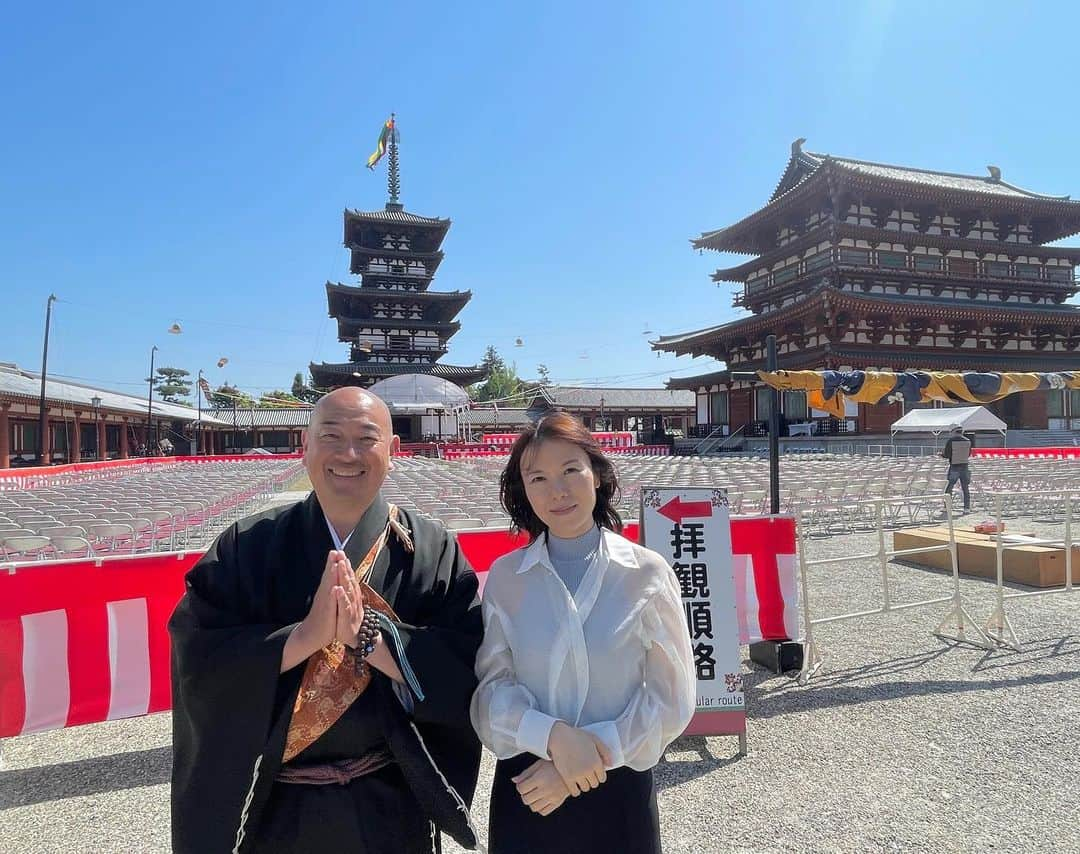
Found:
[942,424,974,512]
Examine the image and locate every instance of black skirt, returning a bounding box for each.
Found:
[488,753,661,854]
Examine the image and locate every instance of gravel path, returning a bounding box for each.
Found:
[2,519,1078,853]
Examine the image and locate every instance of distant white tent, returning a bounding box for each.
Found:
[890,405,1007,438]
[367,374,469,414]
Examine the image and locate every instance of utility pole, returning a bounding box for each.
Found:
[37,294,57,465]
[146,345,158,456]
[196,368,204,455]
[767,335,780,514]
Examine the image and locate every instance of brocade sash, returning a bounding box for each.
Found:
[282,506,408,762]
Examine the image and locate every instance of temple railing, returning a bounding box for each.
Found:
[739,251,1076,306]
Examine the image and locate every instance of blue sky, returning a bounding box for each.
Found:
[4,1,1078,401]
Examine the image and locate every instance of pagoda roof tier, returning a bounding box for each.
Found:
[695,142,1080,254]
[344,206,452,254]
[326,282,471,320]
[710,222,1080,283]
[336,316,461,340]
[349,246,445,277]
[653,285,1080,359]
[310,360,488,388]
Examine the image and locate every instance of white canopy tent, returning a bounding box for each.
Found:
[367,374,470,412]
[890,405,1007,440]
[367,374,470,440]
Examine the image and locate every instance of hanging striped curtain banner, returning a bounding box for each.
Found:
[755,369,1080,417]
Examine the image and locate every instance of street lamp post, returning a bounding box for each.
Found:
[146,345,158,457]
[37,294,57,465]
[91,395,102,461]
[196,369,204,455]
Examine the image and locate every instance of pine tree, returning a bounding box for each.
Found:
[154,367,192,403]
[469,346,522,402]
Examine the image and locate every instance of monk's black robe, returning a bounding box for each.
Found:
[169,493,483,853]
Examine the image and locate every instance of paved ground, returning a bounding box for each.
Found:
[2,515,1078,853]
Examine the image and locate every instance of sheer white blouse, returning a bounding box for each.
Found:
[470,529,696,772]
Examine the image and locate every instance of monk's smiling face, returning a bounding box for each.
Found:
[302,388,399,522]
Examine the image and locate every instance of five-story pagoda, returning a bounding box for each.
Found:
[310,117,486,390]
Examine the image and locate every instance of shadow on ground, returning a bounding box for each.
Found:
[743,636,1080,719]
[656,736,744,790]
[0,746,171,809]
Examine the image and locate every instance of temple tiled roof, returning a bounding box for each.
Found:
[793,150,1071,202]
[696,141,1080,254]
[326,282,471,302]
[664,370,731,391]
[310,361,488,383]
[0,363,232,425]
[462,408,533,427]
[525,386,695,410]
[344,206,449,227]
[653,284,1080,357]
[217,407,314,428]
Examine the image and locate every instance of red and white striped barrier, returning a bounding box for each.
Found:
[0,518,797,738]
[0,553,197,735]
[0,453,304,492]
[608,445,671,457]
[441,448,509,460]
[481,431,635,450]
[441,445,670,461]
[972,447,1080,460]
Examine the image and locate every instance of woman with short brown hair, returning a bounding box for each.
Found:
[471,411,695,854]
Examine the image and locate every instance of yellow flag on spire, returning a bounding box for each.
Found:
[366,116,395,170]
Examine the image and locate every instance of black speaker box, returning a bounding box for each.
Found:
[749,640,804,674]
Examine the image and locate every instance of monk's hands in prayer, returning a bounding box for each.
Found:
[512,759,571,816]
[281,550,343,671]
[332,554,365,647]
[311,550,348,646]
[326,552,408,686]
[547,721,612,796]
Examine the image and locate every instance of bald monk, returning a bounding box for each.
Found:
[169,388,482,853]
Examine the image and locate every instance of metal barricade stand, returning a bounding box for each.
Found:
[982,490,1078,651]
[798,493,990,684]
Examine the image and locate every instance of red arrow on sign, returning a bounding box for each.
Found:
[657,496,713,524]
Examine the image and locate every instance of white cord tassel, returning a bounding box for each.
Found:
[388,505,414,553]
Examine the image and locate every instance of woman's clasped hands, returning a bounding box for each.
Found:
[512,721,613,816]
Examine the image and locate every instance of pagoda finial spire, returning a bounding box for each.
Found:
[386,113,402,211]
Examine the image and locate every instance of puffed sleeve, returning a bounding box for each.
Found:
[469,596,558,761]
[581,563,695,771]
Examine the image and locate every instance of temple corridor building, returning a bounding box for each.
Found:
[656,141,1080,434]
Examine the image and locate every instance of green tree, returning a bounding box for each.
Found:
[480,345,506,374]
[154,367,191,403]
[470,350,522,403]
[258,389,305,408]
[208,383,254,409]
[291,371,320,403]
[536,363,552,385]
